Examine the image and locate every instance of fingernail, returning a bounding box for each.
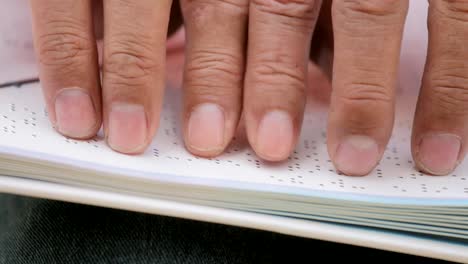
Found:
[335,135,379,176]
[256,110,294,161]
[107,103,147,154]
[417,133,461,175]
[55,88,97,138]
[187,103,225,153]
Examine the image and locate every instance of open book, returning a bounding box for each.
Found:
[2,80,468,262]
[1,1,467,263]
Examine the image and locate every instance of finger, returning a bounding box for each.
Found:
[102,0,172,154]
[244,0,322,161]
[412,1,468,175]
[30,0,102,139]
[180,1,248,157]
[328,1,408,176]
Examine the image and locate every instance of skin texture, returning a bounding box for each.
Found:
[29,0,468,176]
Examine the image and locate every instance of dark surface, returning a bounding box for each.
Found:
[0,194,452,264]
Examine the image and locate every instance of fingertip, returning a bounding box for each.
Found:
[106,103,149,155]
[332,135,380,176]
[414,133,462,176]
[252,110,295,162]
[185,103,227,158]
[54,88,100,140]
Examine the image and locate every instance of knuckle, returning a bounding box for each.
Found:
[250,52,306,93]
[104,39,159,85]
[341,112,382,133]
[252,0,320,21]
[337,84,393,132]
[334,0,408,33]
[434,0,468,22]
[338,83,393,110]
[429,73,468,116]
[339,0,406,16]
[181,0,248,26]
[182,0,248,12]
[249,57,307,108]
[251,64,305,91]
[184,84,239,102]
[185,49,243,92]
[37,22,93,67]
[251,84,306,111]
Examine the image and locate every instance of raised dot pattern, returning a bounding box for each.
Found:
[0,83,467,200]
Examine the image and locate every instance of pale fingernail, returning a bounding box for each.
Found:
[335,135,379,176]
[417,133,461,175]
[187,103,225,153]
[256,110,294,161]
[107,103,147,154]
[55,88,97,138]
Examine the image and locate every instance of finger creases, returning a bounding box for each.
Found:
[180,0,249,157]
[102,0,172,154]
[328,0,409,176]
[245,0,322,161]
[30,0,102,139]
[412,0,468,175]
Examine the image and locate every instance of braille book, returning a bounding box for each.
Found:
[1,1,467,262]
[1,80,468,262]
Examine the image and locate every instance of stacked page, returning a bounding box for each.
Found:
[1,82,467,242]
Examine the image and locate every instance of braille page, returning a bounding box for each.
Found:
[1,81,468,204]
[2,0,467,204]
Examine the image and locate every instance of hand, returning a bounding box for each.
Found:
[30,1,468,177]
[29,0,183,154]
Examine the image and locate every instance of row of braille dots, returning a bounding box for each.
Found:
[162,154,244,167]
[244,152,261,168]
[85,138,101,148]
[151,143,247,167]
[390,171,466,183]
[157,149,244,167]
[382,145,413,168]
[320,179,367,190]
[269,173,369,190]
[450,174,467,181]
[393,185,451,194]
[224,140,260,167]
[8,104,37,115]
[64,137,100,148]
[284,148,340,176]
[269,174,304,185]
[150,134,247,165]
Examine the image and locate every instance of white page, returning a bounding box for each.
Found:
[3,1,467,203]
[2,81,468,203]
